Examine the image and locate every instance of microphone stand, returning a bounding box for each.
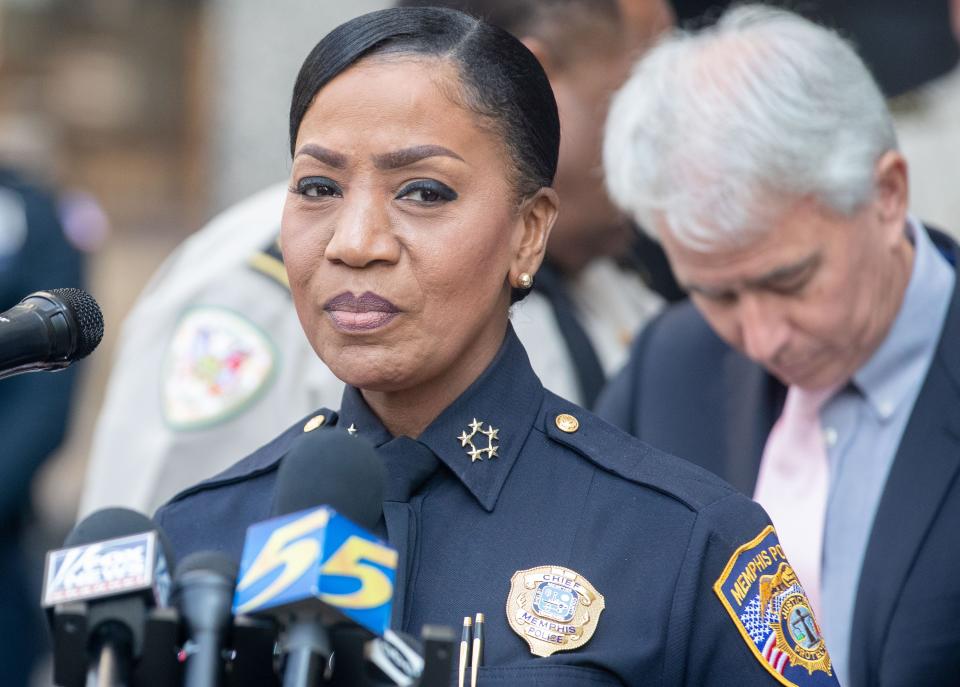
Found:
[281,617,332,687]
[86,640,129,687]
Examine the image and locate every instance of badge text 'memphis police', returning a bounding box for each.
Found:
[729,542,788,606]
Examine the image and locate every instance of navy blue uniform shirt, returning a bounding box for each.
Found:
[157,328,839,686]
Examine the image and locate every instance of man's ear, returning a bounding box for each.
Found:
[511,188,559,284]
[873,150,909,244]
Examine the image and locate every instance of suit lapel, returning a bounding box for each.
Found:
[848,235,960,686]
[722,350,782,495]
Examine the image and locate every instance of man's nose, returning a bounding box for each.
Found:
[324,192,400,268]
[739,294,789,364]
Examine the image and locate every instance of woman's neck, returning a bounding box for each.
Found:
[361,320,508,438]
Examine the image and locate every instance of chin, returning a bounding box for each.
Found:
[322,348,416,392]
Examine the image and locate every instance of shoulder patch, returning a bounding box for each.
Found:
[713,526,838,686]
[162,306,277,430]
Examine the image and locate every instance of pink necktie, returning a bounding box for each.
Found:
[753,384,838,617]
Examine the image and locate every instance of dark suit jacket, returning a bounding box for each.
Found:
[597,230,960,687]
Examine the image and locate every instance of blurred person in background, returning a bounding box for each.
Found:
[0,167,85,686]
[0,8,88,684]
[669,0,959,100]
[893,0,960,236]
[600,6,960,685]
[80,0,675,517]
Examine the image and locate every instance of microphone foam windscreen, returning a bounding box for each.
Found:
[50,287,104,358]
[273,430,386,530]
[175,551,239,585]
[66,507,175,566]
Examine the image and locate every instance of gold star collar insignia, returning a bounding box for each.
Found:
[457,417,500,462]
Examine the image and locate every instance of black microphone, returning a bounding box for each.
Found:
[172,552,239,687]
[274,430,386,687]
[42,508,173,687]
[0,288,104,379]
[233,429,389,687]
[272,430,386,528]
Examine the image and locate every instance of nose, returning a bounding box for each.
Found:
[324,191,400,268]
[738,294,789,365]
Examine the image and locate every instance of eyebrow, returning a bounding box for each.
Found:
[373,145,465,170]
[744,251,822,289]
[295,144,347,169]
[684,251,822,299]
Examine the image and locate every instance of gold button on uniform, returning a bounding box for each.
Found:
[555,413,579,433]
[303,414,326,432]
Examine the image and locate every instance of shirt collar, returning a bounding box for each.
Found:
[853,216,956,420]
[337,324,544,511]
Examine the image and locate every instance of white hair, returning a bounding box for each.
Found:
[603,4,898,250]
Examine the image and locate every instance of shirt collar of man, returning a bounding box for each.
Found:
[852,215,956,421]
[337,324,544,512]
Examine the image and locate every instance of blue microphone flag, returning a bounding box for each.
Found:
[233,505,397,636]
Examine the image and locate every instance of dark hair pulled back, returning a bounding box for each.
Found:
[289,6,560,200]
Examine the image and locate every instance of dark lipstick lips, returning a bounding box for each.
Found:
[323,291,399,331]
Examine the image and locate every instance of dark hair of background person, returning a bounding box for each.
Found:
[395,0,624,62]
[670,0,959,97]
[289,6,559,200]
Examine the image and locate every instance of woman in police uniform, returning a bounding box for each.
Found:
[157,7,836,686]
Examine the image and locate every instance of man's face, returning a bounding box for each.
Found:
[658,194,914,390]
[547,0,673,272]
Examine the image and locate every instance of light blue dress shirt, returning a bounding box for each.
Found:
[818,217,955,686]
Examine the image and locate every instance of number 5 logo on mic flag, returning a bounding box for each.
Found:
[233,505,398,636]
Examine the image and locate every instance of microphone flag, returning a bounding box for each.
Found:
[41,530,171,608]
[233,505,397,637]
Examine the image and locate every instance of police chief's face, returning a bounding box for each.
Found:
[658,154,913,390]
[281,57,552,399]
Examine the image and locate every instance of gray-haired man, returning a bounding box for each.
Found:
[600,6,960,686]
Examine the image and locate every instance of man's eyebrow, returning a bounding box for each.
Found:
[682,251,822,299]
[373,145,465,170]
[745,251,822,289]
[294,144,347,169]
[685,282,736,300]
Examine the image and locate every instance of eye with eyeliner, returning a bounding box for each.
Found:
[396,179,458,204]
[292,176,343,198]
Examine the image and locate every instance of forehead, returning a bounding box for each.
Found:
[295,56,502,160]
[660,199,845,284]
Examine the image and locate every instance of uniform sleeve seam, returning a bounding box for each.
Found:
[663,508,702,686]
[700,491,758,550]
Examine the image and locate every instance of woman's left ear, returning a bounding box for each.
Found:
[511,188,559,282]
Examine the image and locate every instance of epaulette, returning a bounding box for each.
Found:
[166,408,340,503]
[538,391,738,512]
[247,235,289,290]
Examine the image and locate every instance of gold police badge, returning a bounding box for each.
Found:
[506,565,605,657]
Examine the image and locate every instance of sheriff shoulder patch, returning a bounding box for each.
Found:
[162,306,276,430]
[714,526,839,686]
